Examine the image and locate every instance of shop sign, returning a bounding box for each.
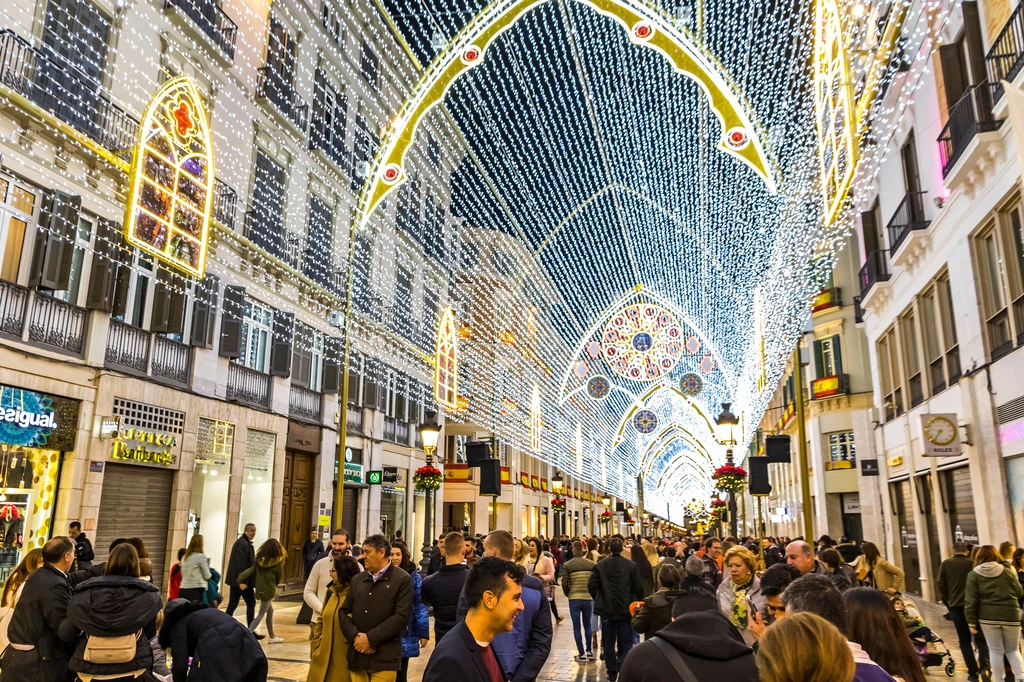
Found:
[843,495,861,514]
[1000,418,1024,450]
[344,462,363,485]
[382,467,406,487]
[953,524,979,545]
[112,428,179,467]
[99,417,120,439]
[0,385,78,451]
[900,526,917,548]
[861,460,879,476]
[367,470,383,485]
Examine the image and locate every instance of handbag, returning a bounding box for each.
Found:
[650,636,699,682]
[83,630,141,664]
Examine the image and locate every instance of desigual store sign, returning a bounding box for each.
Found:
[111,428,180,468]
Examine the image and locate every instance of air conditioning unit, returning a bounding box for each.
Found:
[431,31,445,51]
[356,161,370,178]
[870,407,881,424]
[328,311,344,328]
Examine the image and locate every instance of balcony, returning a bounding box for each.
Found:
[395,420,410,445]
[346,403,364,434]
[213,178,239,230]
[938,83,1001,178]
[986,2,1024,106]
[886,191,929,258]
[105,319,151,375]
[256,67,308,133]
[152,335,192,389]
[0,29,139,162]
[811,287,841,314]
[289,385,323,423]
[811,374,850,400]
[28,293,86,356]
[0,280,29,340]
[227,362,272,409]
[163,0,237,61]
[859,250,891,297]
[281,232,306,271]
[853,296,864,324]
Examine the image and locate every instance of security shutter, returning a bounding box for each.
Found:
[942,466,978,547]
[341,488,358,538]
[219,285,245,357]
[270,310,294,377]
[94,463,174,589]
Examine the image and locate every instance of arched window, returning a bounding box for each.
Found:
[434,307,458,408]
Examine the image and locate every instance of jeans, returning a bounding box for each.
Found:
[569,600,594,657]
[549,593,560,619]
[226,584,256,625]
[949,606,989,675]
[250,599,275,638]
[980,623,1024,681]
[602,619,635,681]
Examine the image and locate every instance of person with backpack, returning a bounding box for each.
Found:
[631,564,689,640]
[237,538,286,644]
[65,543,162,681]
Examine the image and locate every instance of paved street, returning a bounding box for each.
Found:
[248,591,974,681]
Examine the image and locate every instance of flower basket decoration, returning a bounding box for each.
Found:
[413,465,443,492]
[713,464,747,492]
[551,497,566,512]
[599,511,613,524]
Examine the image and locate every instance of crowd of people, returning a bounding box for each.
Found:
[0,523,1022,682]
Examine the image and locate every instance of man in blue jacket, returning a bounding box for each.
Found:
[457,530,553,682]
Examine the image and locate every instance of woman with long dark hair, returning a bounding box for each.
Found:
[844,587,926,682]
[237,538,286,643]
[0,549,42,651]
[390,541,428,682]
[630,544,655,598]
[528,536,563,623]
[854,541,904,591]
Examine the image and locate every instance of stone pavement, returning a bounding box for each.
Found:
[243,592,975,681]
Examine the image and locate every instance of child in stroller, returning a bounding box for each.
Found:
[891,592,957,677]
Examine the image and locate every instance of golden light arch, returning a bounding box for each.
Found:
[357,0,777,231]
[434,307,459,408]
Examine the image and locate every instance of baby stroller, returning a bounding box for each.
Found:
[890,592,956,677]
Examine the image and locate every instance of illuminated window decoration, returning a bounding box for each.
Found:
[680,373,703,397]
[601,303,683,381]
[530,384,542,452]
[814,0,856,225]
[124,76,213,278]
[632,409,658,434]
[586,375,611,401]
[435,307,459,409]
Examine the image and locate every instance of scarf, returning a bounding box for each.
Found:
[730,576,754,629]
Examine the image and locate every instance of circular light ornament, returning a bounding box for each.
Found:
[724,127,750,150]
[632,21,655,42]
[461,45,483,66]
[601,304,683,381]
[585,340,602,359]
[381,163,402,185]
[586,376,611,401]
[680,372,703,396]
[633,409,659,434]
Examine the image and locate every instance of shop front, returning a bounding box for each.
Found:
[890,479,922,594]
[280,421,320,589]
[381,466,407,541]
[0,384,78,582]
[187,417,235,582]
[337,446,365,538]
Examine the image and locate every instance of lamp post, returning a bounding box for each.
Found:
[418,413,441,574]
[552,471,564,538]
[716,402,739,538]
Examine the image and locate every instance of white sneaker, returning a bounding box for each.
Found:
[268,637,284,644]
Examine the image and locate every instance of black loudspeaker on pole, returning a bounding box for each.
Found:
[748,457,772,496]
[765,435,791,463]
[479,459,502,496]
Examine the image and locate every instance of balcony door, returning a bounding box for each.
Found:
[0,176,39,284]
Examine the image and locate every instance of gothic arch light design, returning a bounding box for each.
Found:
[356,0,777,232]
[814,0,855,225]
[434,307,459,409]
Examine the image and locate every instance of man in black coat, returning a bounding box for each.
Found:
[0,536,101,682]
[422,531,470,643]
[68,521,93,571]
[423,557,526,682]
[588,536,644,682]
[224,523,257,626]
[340,534,413,678]
[159,599,267,682]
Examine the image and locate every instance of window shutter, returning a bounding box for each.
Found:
[219,285,245,357]
[832,334,844,376]
[363,380,378,408]
[270,310,294,377]
[151,269,185,334]
[85,218,121,311]
[937,45,967,111]
[190,274,219,348]
[30,190,81,290]
[813,339,824,378]
[291,324,309,388]
[347,350,362,404]
[322,336,342,394]
[861,206,880,255]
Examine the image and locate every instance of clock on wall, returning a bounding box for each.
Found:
[921,413,962,457]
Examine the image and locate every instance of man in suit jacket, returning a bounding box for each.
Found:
[424,557,526,682]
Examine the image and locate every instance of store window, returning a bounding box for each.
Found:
[239,300,274,373]
[380,467,407,541]
[827,431,855,462]
[240,429,275,547]
[188,418,234,570]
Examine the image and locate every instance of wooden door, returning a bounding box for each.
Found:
[281,451,313,590]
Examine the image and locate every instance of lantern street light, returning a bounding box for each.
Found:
[602,495,611,507]
[716,402,740,538]
[551,471,565,536]
[552,471,564,492]
[418,412,441,572]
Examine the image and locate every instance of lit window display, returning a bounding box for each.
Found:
[188,418,234,570]
[240,429,275,547]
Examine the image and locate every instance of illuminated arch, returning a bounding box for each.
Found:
[357,0,777,231]
[434,308,459,408]
[124,76,213,277]
[814,0,856,224]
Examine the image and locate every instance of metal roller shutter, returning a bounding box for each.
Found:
[891,480,922,594]
[943,466,978,546]
[94,463,174,589]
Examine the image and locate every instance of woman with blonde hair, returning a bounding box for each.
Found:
[179,534,211,603]
[641,540,659,570]
[238,538,287,643]
[0,548,42,651]
[757,612,856,682]
[716,545,767,646]
[513,538,528,565]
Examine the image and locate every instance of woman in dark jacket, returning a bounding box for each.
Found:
[391,542,429,682]
[66,544,163,681]
[632,564,686,639]
[159,599,268,682]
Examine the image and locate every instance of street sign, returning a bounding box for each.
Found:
[367,470,383,485]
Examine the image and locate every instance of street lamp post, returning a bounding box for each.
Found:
[716,402,739,538]
[552,471,564,538]
[418,413,441,574]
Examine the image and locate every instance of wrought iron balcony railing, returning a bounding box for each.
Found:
[28,292,87,356]
[213,178,239,230]
[289,385,323,423]
[105,319,151,375]
[986,2,1024,104]
[227,362,272,409]
[937,83,1000,176]
[256,66,309,133]
[859,250,891,297]
[163,0,238,59]
[886,191,929,255]
[152,335,192,389]
[0,280,29,339]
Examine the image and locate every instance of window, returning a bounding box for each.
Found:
[395,266,413,340]
[52,214,95,305]
[0,174,38,284]
[111,250,154,328]
[321,0,344,47]
[249,150,286,258]
[973,201,1024,359]
[347,350,362,406]
[919,272,961,395]
[304,195,334,290]
[360,41,379,88]
[878,328,903,421]
[900,308,924,407]
[827,431,856,462]
[310,68,349,173]
[292,322,323,391]
[239,299,273,372]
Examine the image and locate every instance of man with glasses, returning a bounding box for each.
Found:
[746,563,801,643]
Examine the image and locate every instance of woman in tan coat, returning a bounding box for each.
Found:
[854,542,905,592]
[307,555,362,682]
